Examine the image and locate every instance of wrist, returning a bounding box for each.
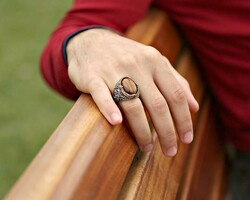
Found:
[63,26,113,65]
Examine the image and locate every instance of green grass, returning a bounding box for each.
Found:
[0,0,73,197]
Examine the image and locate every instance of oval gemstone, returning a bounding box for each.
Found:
[122,78,137,94]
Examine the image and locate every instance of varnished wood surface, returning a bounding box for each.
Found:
[5,95,137,200]
[176,99,227,200]
[5,9,226,200]
[126,9,181,65]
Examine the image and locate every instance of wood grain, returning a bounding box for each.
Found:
[5,95,137,200]
[176,99,227,200]
[5,9,227,200]
[118,9,226,200]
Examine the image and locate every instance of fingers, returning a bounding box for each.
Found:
[88,77,153,152]
[85,73,192,157]
[119,99,153,152]
[154,66,194,145]
[87,77,123,125]
[169,66,199,112]
[79,70,193,157]
[139,82,177,156]
[68,57,123,126]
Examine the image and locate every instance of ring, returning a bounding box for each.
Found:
[113,77,139,102]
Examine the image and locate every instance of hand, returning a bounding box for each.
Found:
[66,28,199,156]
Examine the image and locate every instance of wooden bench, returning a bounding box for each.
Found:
[5,9,228,200]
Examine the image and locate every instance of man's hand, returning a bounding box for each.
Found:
[66,28,199,157]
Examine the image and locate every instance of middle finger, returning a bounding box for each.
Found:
[140,80,177,157]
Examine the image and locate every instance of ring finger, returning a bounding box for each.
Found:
[119,98,153,152]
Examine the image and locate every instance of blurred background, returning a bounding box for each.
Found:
[0,0,73,198]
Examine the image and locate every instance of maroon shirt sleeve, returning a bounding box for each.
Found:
[40,0,153,100]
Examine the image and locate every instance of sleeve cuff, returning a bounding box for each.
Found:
[62,25,109,66]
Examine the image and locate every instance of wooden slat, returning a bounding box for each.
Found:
[5,95,137,200]
[177,99,227,200]
[126,9,181,64]
[5,9,184,200]
[5,8,227,200]
[118,10,226,200]
[118,14,206,198]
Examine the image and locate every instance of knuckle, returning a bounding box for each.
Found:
[160,132,176,146]
[119,53,144,73]
[181,78,190,89]
[86,77,102,92]
[123,101,142,116]
[171,87,186,104]
[70,75,85,92]
[142,46,161,60]
[153,59,172,77]
[160,55,171,67]
[121,53,139,66]
[176,115,192,132]
[136,133,152,145]
[75,84,84,92]
[151,96,167,114]
[183,78,189,86]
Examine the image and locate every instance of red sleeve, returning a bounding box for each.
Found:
[40,0,153,100]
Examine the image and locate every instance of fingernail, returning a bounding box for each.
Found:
[165,146,177,157]
[183,131,193,143]
[142,144,154,152]
[110,113,122,124]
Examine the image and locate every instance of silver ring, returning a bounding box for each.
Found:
[113,77,139,102]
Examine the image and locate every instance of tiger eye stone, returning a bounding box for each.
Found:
[122,78,137,94]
